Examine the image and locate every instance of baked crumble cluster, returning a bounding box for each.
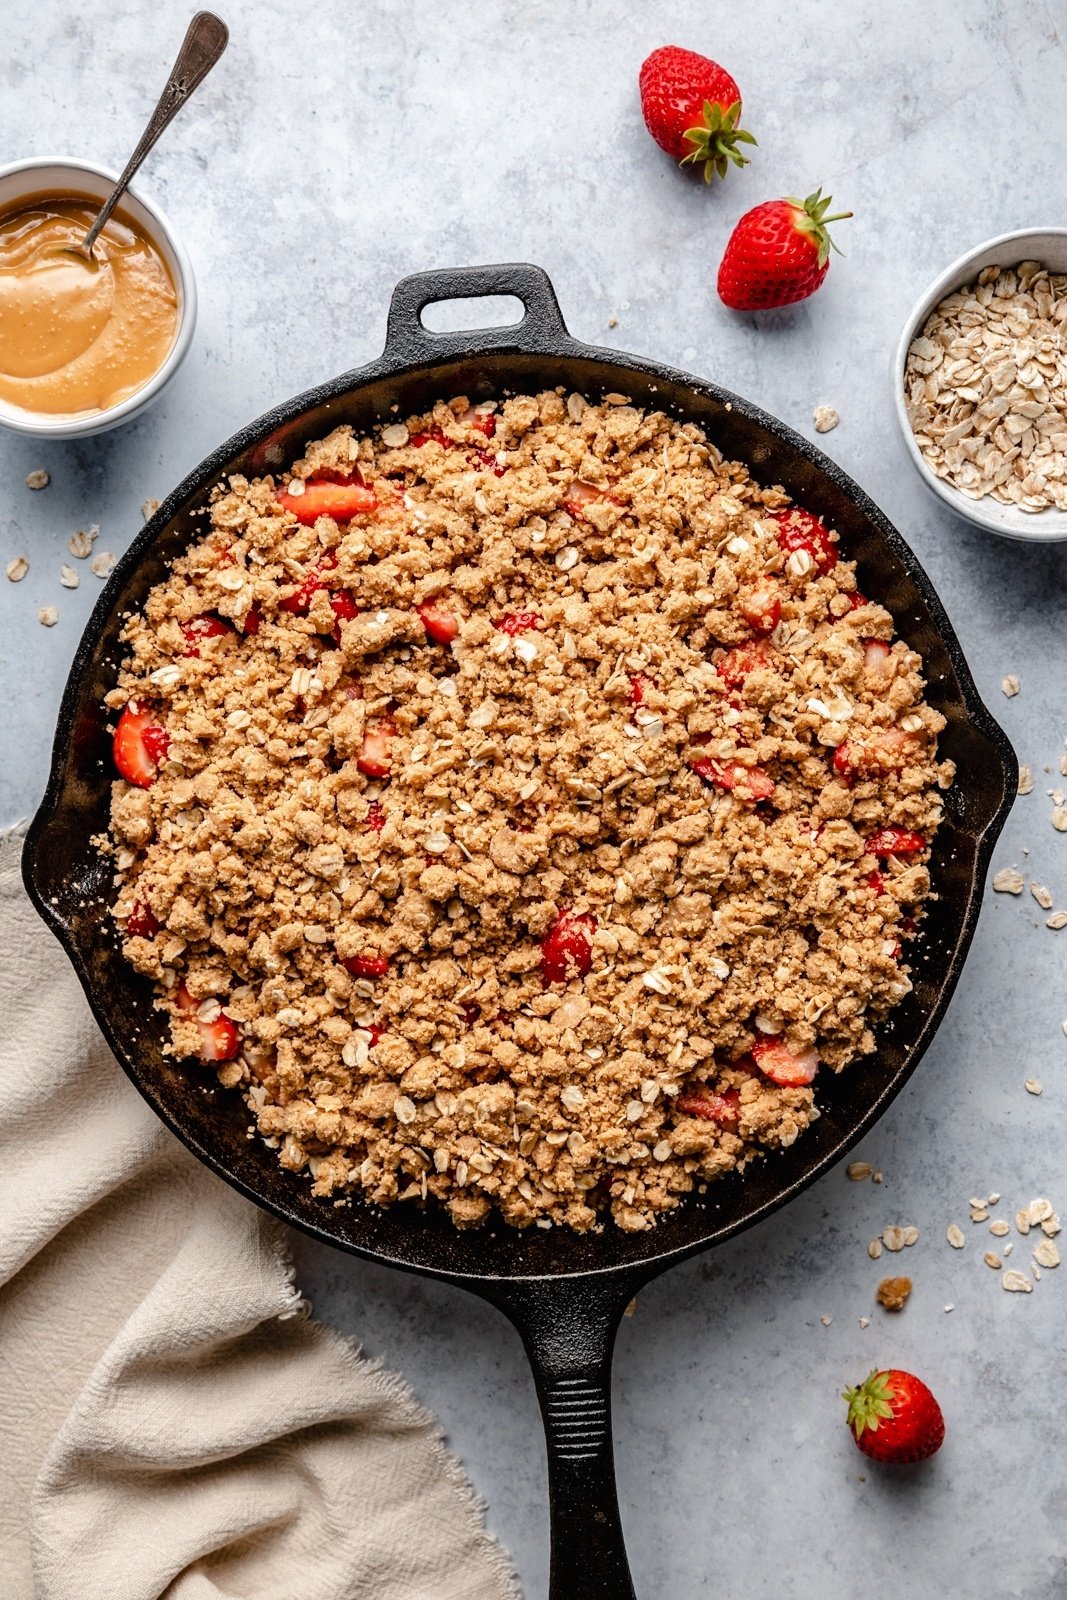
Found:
[101,390,953,1233]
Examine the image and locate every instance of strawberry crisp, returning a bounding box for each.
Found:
[102,390,953,1233]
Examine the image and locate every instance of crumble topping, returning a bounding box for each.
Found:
[102,390,952,1232]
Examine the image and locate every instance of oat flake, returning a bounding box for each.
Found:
[37,606,58,627]
[1002,1269,1033,1293]
[6,556,28,583]
[992,867,1024,895]
[813,405,839,433]
[1002,675,1020,698]
[946,1223,965,1249]
[60,564,79,589]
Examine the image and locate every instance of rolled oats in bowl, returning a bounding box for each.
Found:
[101,392,953,1233]
[904,259,1067,513]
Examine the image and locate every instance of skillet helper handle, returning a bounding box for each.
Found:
[486,1275,640,1600]
[382,262,572,364]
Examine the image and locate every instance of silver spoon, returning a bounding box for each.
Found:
[73,11,228,262]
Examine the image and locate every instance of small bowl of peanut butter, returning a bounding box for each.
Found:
[0,156,196,438]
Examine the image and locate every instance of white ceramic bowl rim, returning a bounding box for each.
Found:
[892,226,1067,544]
[0,155,196,438]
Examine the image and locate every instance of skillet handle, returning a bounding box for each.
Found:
[482,1274,642,1600]
[382,263,571,364]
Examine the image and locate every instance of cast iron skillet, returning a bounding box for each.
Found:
[24,264,1015,1599]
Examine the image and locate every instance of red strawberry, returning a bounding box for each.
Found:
[125,900,159,939]
[340,952,390,977]
[773,508,838,574]
[564,480,617,520]
[630,672,653,705]
[357,716,397,778]
[113,704,170,788]
[541,909,597,987]
[277,476,377,525]
[834,729,912,782]
[717,189,852,311]
[866,826,926,857]
[330,591,359,642]
[410,427,453,448]
[691,755,775,802]
[843,1369,944,1465]
[181,613,233,657]
[751,1035,818,1086]
[176,984,240,1064]
[239,603,262,636]
[458,406,496,438]
[472,447,508,477]
[864,639,891,671]
[676,1085,741,1128]
[280,553,339,614]
[365,800,386,834]
[495,610,543,636]
[738,584,782,635]
[847,591,869,611]
[417,599,460,643]
[865,869,887,895]
[638,45,756,182]
[716,639,775,688]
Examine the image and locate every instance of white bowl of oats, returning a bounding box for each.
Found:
[894,228,1067,542]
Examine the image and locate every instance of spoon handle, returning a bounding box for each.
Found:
[82,11,229,256]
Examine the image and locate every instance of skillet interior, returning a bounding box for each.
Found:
[23,268,1016,1288]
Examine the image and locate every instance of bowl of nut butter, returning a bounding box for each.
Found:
[0,156,196,437]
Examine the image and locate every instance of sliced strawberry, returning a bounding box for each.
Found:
[834,729,911,781]
[277,479,378,525]
[125,900,159,938]
[676,1085,741,1128]
[340,952,390,977]
[691,756,775,802]
[865,869,887,895]
[330,591,359,642]
[113,704,170,788]
[459,407,496,438]
[772,507,838,574]
[181,613,233,657]
[863,639,890,671]
[239,603,262,636]
[751,1035,818,1086]
[494,610,543,636]
[630,672,653,705]
[410,427,452,448]
[279,552,339,614]
[716,639,775,688]
[846,591,869,611]
[738,584,782,635]
[176,983,240,1064]
[541,909,597,987]
[362,1023,383,1048]
[564,480,617,520]
[866,827,926,857]
[417,599,460,643]
[472,447,508,477]
[357,716,397,778]
[365,800,386,833]
[460,1001,481,1027]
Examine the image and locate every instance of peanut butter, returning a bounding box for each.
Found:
[0,194,178,417]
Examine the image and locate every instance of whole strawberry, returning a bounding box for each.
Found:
[843,1369,945,1464]
[638,45,756,182]
[717,188,851,310]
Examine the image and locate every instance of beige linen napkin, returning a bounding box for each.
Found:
[0,829,519,1600]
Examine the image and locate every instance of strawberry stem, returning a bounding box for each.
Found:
[680,98,758,183]
[843,1369,897,1437]
[786,186,853,266]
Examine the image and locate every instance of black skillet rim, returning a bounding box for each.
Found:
[23,263,1017,1288]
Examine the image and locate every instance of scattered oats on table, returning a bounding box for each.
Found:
[1002,1269,1033,1293]
[813,406,839,433]
[142,499,161,521]
[6,556,28,583]
[68,526,98,559]
[946,1223,965,1249]
[1031,882,1054,909]
[25,468,49,490]
[905,261,1067,511]
[37,606,58,627]
[1048,911,1067,930]
[992,867,1024,894]
[59,564,79,589]
[1053,808,1067,833]
[1001,675,1020,698]
[846,1160,874,1181]
[90,551,116,579]
[1018,764,1033,795]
